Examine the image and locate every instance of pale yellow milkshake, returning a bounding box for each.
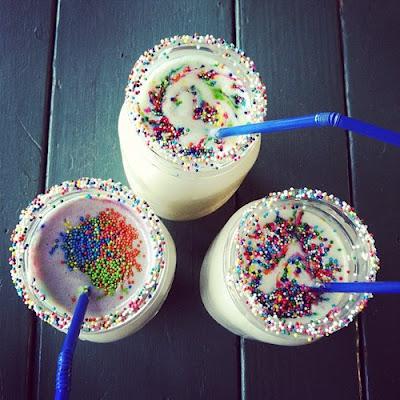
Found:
[119,34,267,220]
[200,188,379,345]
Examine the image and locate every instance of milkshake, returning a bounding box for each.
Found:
[9,178,176,343]
[200,188,379,345]
[119,34,267,221]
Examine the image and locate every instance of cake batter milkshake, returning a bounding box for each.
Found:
[119,34,267,220]
[10,178,176,342]
[200,188,379,345]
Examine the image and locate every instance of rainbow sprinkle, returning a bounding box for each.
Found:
[228,188,380,340]
[262,281,322,319]
[51,209,142,296]
[9,178,170,333]
[239,208,342,319]
[125,34,267,171]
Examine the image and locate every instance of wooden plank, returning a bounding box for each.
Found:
[0,1,54,399]
[340,1,400,399]
[237,1,361,399]
[37,1,240,399]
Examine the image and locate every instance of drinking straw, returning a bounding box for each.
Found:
[211,112,400,147]
[311,281,400,294]
[55,287,90,400]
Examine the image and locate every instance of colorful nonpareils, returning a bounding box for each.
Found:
[125,34,267,171]
[229,188,380,339]
[262,281,322,319]
[239,208,342,319]
[9,179,172,336]
[139,62,252,165]
[51,209,142,296]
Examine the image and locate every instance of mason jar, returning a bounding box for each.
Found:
[119,34,267,221]
[10,178,176,343]
[200,188,379,345]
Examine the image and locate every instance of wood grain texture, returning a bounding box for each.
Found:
[38,1,240,399]
[0,1,54,399]
[340,1,400,398]
[237,1,360,399]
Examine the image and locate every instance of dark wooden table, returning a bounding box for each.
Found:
[1,1,399,399]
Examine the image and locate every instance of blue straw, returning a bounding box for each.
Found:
[55,288,90,400]
[312,281,400,294]
[214,112,400,147]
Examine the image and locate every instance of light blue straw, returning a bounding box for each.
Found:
[213,112,400,147]
[55,288,90,400]
[312,281,400,294]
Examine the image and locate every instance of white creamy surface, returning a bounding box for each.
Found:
[200,199,358,345]
[120,37,266,221]
[136,54,252,154]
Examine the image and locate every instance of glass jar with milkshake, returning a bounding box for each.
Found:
[119,34,267,221]
[10,178,176,342]
[200,188,379,345]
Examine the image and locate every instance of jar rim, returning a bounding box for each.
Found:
[9,178,170,335]
[120,102,261,178]
[124,34,267,172]
[224,188,379,341]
